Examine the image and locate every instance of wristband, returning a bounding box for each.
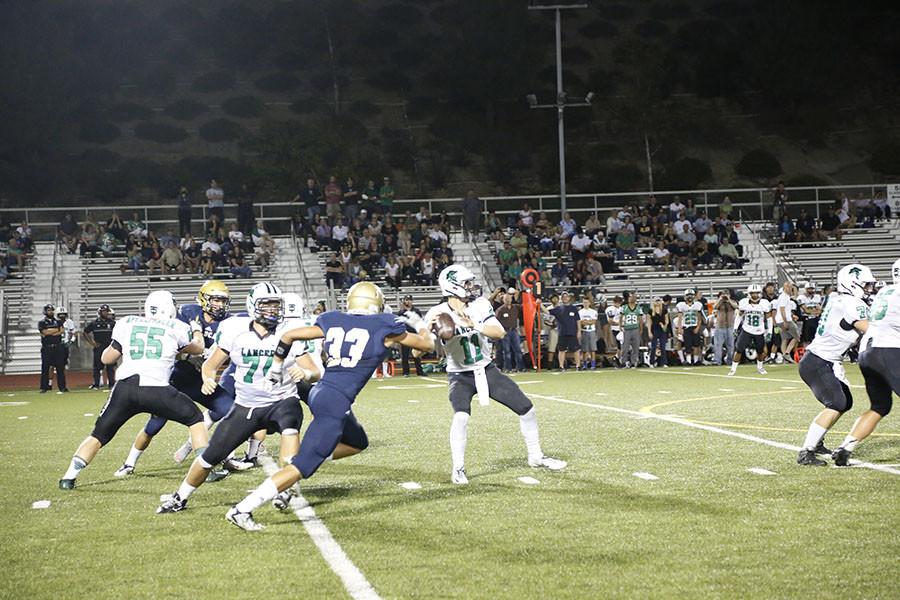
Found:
[274,338,292,359]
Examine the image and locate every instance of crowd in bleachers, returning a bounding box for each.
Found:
[0,217,34,282]
[488,196,744,289]
[772,189,894,243]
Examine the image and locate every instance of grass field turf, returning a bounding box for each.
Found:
[2,364,898,599]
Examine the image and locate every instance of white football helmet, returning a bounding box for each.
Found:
[683,288,695,301]
[893,257,900,285]
[439,265,479,301]
[836,263,876,299]
[282,292,304,318]
[144,290,177,320]
[246,282,283,328]
[747,283,762,300]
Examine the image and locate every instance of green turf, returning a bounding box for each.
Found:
[2,364,898,599]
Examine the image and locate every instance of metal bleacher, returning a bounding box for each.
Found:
[769,224,899,284]
[78,242,286,324]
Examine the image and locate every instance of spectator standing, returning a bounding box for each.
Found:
[323,175,342,223]
[361,179,379,214]
[493,289,525,373]
[796,281,822,343]
[206,179,225,223]
[720,196,733,221]
[176,187,192,237]
[648,297,669,368]
[295,178,322,222]
[712,290,738,365]
[237,184,255,234]
[775,281,799,363]
[461,190,481,241]
[578,296,599,370]
[772,181,788,222]
[58,214,80,254]
[549,291,581,371]
[398,295,424,376]
[83,304,116,389]
[378,176,395,214]
[619,295,643,368]
[38,304,67,393]
[342,177,360,224]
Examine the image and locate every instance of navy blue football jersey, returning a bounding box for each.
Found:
[315,311,407,399]
[179,303,229,349]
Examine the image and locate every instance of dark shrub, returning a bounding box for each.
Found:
[164,99,209,121]
[192,71,236,93]
[869,140,900,176]
[254,73,302,93]
[107,103,153,122]
[290,96,326,115]
[78,120,121,144]
[735,149,782,180]
[659,157,713,189]
[198,119,245,143]
[349,100,381,118]
[134,121,190,144]
[222,96,265,118]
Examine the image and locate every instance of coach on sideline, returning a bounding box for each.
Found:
[39,304,68,394]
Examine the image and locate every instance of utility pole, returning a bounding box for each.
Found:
[527,2,589,216]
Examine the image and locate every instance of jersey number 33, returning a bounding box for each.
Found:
[325,327,370,368]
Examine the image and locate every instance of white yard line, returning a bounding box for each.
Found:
[259,456,382,600]
[642,367,866,389]
[528,393,900,477]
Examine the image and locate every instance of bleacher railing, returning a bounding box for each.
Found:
[0,290,6,368]
[288,226,313,307]
[3,183,895,242]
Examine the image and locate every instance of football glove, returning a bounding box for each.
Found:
[264,360,284,392]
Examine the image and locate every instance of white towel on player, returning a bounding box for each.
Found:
[474,365,490,406]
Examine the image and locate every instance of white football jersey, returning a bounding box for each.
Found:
[676,301,703,328]
[215,316,308,407]
[862,285,900,349]
[796,293,822,311]
[605,305,621,330]
[579,307,598,332]
[738,298,771,335]
[806,294,869,362]
[424,297,499,373]
[111,315,191,386]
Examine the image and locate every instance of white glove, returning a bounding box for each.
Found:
[190,317,203,336]
[201,377,217,395]
[264,360,284,392]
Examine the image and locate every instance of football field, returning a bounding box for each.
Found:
[2,364,898,599]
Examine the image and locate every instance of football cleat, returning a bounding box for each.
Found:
[727,368,736,376]
[226,506,265,531]
[239,454,259,468]
[757,365,768,375]
[796,449,827,466]
[59,478,76,490]
[173,439,193,464]
[813,440,832,456]
[272,488,297,511]
[528,456,568,470]
[832,448,852,467]
[451,467,469,485]
[224,456,255,472]
[113,464,134,478]
[206,467,229,483]
[156,493,187,514]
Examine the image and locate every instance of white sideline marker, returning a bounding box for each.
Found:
[259,455,381,600]
[31,500,51,509]
[657,390,672,394]
[780,386,797,390]
[748,467,777,476]
[84,413,94,417]
[17,416,28,420]
[407,400,420,403]
[0,401,28,406]
[399,481,422,490]
[517,476,540,485]
[718,388,735,392]
[6,393,16,397]
[633,472,659,481]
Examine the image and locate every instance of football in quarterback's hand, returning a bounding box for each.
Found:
[432,313,456,340]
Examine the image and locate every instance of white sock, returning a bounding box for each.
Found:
[730,361,739,370]
[450,412,469,471]
[176,481,197,500]
[63,456,87,480]
[678,350,685,363]
[125,445,143,467]
[757,360,764,369]
[802,421,829,450]
[203,411,214,430]
[246,438,262,459]
[235,478,279,513]
[839,435,859,451]
[519,408,543,461]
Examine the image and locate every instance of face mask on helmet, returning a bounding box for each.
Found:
[253,298,283,329]
[203,294,230,320]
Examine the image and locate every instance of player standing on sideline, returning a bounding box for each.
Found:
[57,309,76,368]
[112,280,235,478]
[676,289,703,365]
[424,267,566,485]
[831,258,900,465]
[38,304,68,394]
[578,296,598,370]
[619,293,643,368]
[84,304,116,389]
[59,291,208,489]
[223,281,435,530]
[795,264,875,466]
[156,282,321,514]
[728,284,772,375]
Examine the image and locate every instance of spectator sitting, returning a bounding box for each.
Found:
[719,239,742,268]
[693,240,714,268]
[120,244,144,275]
[820,207,843,239]
[7,231,27,270]
[558,212,577,247]
[227,223,245,251]
[332,218,349,249]
[201,235,222,263]
[485,210,503,238]
[16,222,33,251]
[183,238,201,272]
[722,224,742,256]
[417,251,436,285]
[428,224,449,245]
[80,223,101,257]
[873,191,890,220]
[200,247,216,275]
[315,217,332,249]
[676,223,696,245]
[162,241,185,276]
[228,247,252,278]
[637,215,654,246]
[385,253,401,288]
[703,229,719,254]
[145,240,163,275]
[585,255,605,285]
[570,227,591,263]
[518,203,534,228]
[159,226,179,248]
[126,212,147,239]
[615,228,637,260]
[584,212,602,236]
[693,211,712,236]
[505,256,524,287]
[58,214,80,254]
[795,209,821,242]
[434,239,454,263]
[551,257,570,286]
[672,238,693,272]
[325,253,344,290]
[99,225,116,257]
[651,240,671,269]
[778,216,795,241]
[324,175,343,223]
[673,214,691,237]
[668,196,685,222]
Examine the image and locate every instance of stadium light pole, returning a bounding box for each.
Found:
[527,2,590,216]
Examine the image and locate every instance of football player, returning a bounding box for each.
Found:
[59,291,207,490]
[728,284,772,375]
[676,289,704,365]
[224,281,435,531]
[157,283,320,513]
[796,264,875,466]
[426,267,566,485]
[112,280,236,477]
[832,258,900,465]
